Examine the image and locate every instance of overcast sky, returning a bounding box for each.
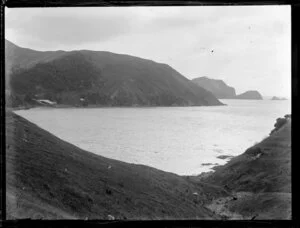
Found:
[5,6,291,98]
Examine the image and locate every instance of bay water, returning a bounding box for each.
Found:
[14,99,291,175]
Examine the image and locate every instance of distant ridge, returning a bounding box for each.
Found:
[192,76,236,99]
[192,76,263,100]
[5,39,223,107]
[236,90,263,100]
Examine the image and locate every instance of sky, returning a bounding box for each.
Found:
[5,6,291,98]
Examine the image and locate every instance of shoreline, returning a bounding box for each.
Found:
[11,105,286,177]
[8,110,252,178]
[9,98,291,112]
[10,104,291,179]
[9,102,227,111]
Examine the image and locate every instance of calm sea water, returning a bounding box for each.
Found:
[14,99,291,175]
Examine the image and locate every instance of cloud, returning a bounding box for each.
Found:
[5,8,137,48]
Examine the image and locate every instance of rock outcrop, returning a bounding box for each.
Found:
[271,96,287,100]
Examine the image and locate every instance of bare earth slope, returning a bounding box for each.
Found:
[6,112,223,220]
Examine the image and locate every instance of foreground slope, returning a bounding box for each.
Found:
[6,112,224,220]
[198,116,291,219]
[6,40,222,107]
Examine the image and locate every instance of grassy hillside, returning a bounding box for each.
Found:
[196,115,291,219]
[6,40,223,107]
[6,111,226,220]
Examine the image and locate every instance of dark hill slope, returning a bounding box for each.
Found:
[6,40,222,107]
[192,77,236,99]
[5,40,66,86]
[6,112,224,220]
[10,52,101,95]
[5,40,66,70]
[80,50,221,106]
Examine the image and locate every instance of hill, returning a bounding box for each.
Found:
[193,115,291,219]
[5,40,66,87]
[235,90,263,100]
[191,77,236,99]
[5,40,223,107]
[6,111,226,220]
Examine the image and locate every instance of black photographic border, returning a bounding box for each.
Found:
[1,1,299,227]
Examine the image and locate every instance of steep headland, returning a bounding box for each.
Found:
[5,40,222,107]
[191,77,236,99]
[235,90,263,100]
[6,111,226,220]
[191,76,263,100]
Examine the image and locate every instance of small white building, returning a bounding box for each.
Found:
[35,99,57,106]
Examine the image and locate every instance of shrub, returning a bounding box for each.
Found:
[106,189,112,195]
[270,117,288,135]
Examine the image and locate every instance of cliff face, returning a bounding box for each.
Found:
[192,77,236,99]
[191,77,265,100]
[6,40,223,107]
[235,90,263,100]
